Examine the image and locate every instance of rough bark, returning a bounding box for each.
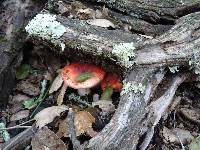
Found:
[0,0,46,107]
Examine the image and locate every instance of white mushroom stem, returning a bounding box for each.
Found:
[78,88,91,96]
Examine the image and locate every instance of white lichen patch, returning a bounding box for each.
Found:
[189,52,200,74]
[168,65,179,73]
[120,80,145,96]
[25,14,66,51]
[112,42,136,68]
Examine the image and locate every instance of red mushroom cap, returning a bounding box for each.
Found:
[101,74,122,92]
[62,63,105,89]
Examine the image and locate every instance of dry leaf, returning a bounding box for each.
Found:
[10,110,30,121]
[11,94,30,104]
[56,119,69,138]
[77,8,94,20]
[31,126,67,150]
[161,127,194,145]
[74,111,96,137]
[16,80,40,96]
[49,74,63,94]
[92,100,115,113]
[86,19,115,28]
[57,85,67,106]
[179,108,200,124]
[34,105,68,129]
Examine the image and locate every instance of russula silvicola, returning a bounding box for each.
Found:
[57,63,105,105]
[100,74,122,100]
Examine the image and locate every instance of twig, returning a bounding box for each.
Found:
[29,89,48,118]
[140,73,188,150]
[0,126,31,131]
[0,119,35,131]
[175,131,185,150]
[1,125,37,150]
[67,108,83,150]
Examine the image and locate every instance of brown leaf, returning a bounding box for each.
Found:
[161,126,194,145]
[179,108,200,124]
[86,19,115,28]
[31,126,67,150]
[56,119,69,138]
[77,8,95,20]
[49,74,63,94]
[34,105,68,129]
[57,85,67,106]
[92,100,115,113]
[74,111,96,137]
[10,110,30,121]
[11,94,30,104]
[16,80,40,96]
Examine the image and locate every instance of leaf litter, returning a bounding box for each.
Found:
[2,1,200,149]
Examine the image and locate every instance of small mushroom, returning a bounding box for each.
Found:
[62,63,105,89]
[100,74,122,101]
[57,63,105,105]
[92,74,122,113]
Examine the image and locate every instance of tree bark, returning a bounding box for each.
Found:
[0,0,46,107]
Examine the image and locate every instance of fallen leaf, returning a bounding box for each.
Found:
[23,98,38,109]
[56,119,69,138]
[57,85,67,106]
[77,8,94,20]
[16,80,40,96]
[0,123,10,142]
[10,110,30,121]
[161,126,194,145]
[31,126,67,150]
[11,94,30,104]
[86,19,115,28]
[10,103,24,114]
[189,136,200,150]
[34,105,68,129]
[92,100,115,113]
[49,74,63,94]
[16,64,31,80]
[179,108,200,124]
[74,111,96,137]
[23,80,47,109]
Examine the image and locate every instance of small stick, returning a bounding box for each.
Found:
[0,126,31,131]
[0,119,35,131]
[67,108,83,150]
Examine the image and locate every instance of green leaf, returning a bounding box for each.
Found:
[189,136,200,150]
[23,80,48,109]
[16,64,31,80]
[0,123,10,142]
[76,72,93,83]
[100,86,113,101]
[23,98,37,109]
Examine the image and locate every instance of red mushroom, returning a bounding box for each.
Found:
[57,63,105,105]
[92,74,122,113]
[100,74,122,100]
[62,63,105,89]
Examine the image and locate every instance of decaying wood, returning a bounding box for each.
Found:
[15,0,200,149]
[0,0,45,107]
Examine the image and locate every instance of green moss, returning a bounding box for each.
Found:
[120,80,145,96]
[112,42,136,68]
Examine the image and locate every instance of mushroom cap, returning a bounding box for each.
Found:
[101,74,122,92]
[62,63,105,89]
